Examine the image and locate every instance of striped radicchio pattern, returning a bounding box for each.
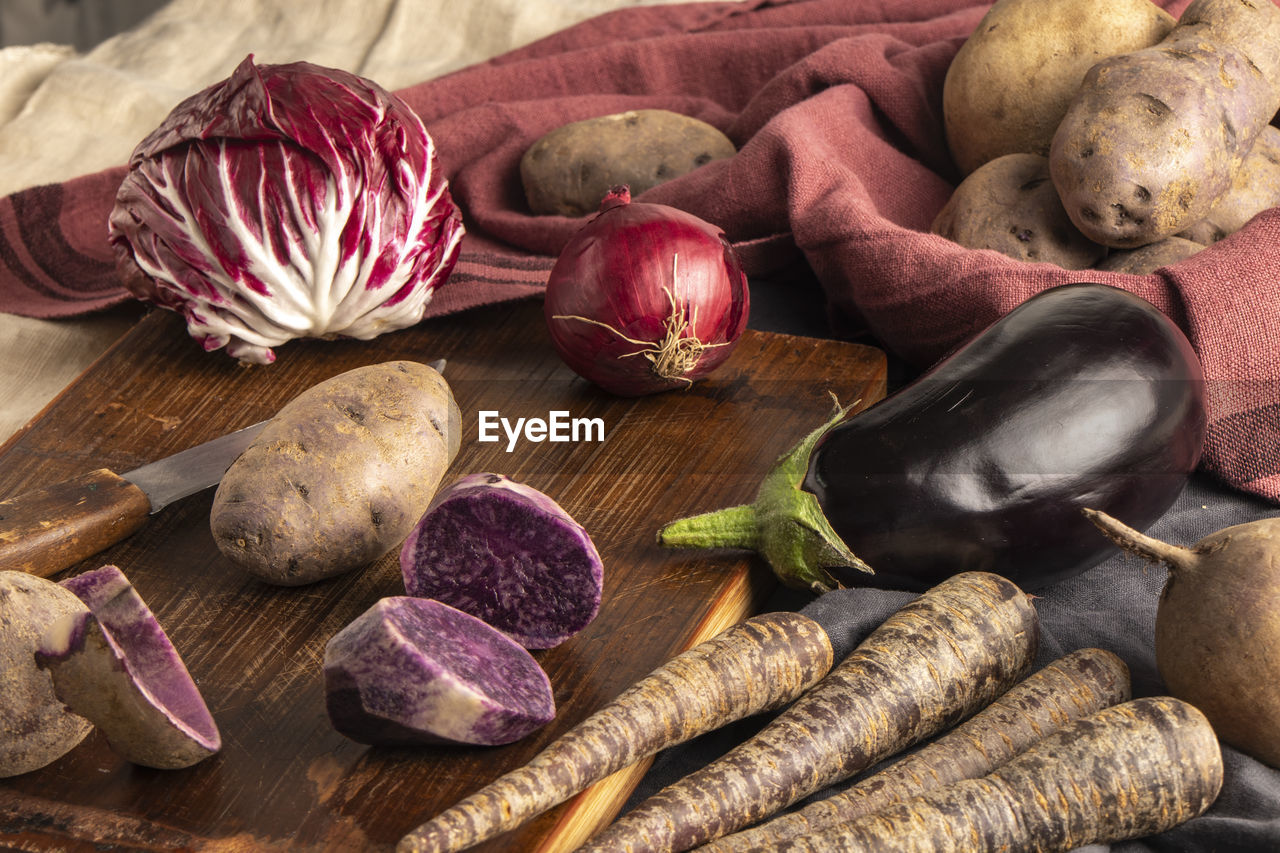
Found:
[108,55,464,364]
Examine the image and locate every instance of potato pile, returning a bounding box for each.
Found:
[936,0,1280,274]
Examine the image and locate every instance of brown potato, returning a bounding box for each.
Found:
[1179,125,1280,244]
[210,361,460,586]
[520,109,735,216]
[1095,236,1203,274]
[943,0,1174,176]
[932,153,1106,269]
[1,571,92,777]
[1050,0,1280,248]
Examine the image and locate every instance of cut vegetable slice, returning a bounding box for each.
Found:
[324,596,555,746]
[0,571,93,777]
[399,473,603,649]
[36,565,221,770]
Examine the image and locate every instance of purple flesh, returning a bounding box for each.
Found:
[324,597,555,746]
[38,566,220,769]
[400,473,603,649]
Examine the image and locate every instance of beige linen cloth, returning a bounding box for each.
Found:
[0,0,682,445]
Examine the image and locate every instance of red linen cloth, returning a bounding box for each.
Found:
[3,0,1278,502]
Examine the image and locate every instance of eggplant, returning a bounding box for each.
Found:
[659,283,1207,592]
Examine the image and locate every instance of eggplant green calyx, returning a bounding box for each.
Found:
[657,400,873,595]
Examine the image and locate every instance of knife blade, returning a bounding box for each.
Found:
[0,420,267,579]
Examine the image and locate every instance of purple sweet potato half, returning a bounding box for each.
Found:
[399,473,603,649]
[324,596,555,746]
[36,565,221,770]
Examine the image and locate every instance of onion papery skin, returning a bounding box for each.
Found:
[544,190,749,396]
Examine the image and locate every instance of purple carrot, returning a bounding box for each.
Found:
[703,646,1131,851]
[579,571,1040,853]
[766,697,1222,852]
[397,611,834,853]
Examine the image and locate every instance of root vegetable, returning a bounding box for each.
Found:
[1085,507,1280,767]
[941,0,1175,176]
[704,646,1130,852]
[1049,0,1280,247]
[520,110,736,217]
[578,572,1039,853]
[765,697,1222,852]
[0,571,92,777]
[399,473,603,650]
[324,597,554,747]
[211,360,460,585]
[397,611,834,853]
[35,565,221,770]
[543,186,749,396]
[930,153,1106,269]
[1178,124,1280,244]
[1094,236,1202,274]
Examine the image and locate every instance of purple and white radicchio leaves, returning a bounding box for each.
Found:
[108,55,464,364]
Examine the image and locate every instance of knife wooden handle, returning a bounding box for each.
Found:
[0,469,152,578]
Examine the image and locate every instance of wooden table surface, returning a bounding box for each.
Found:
[0,297,886,852]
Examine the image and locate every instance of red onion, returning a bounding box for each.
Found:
[544,187,749,396]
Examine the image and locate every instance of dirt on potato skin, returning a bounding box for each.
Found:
[1049,0,1280,248]
[210,361,459,586]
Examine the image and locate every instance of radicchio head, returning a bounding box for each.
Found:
[108,55,464,364]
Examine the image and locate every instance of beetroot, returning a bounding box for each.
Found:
[399,473,603,649]
[323,597,555,746]
[36,565,221,769]
[1085,508,1280,767]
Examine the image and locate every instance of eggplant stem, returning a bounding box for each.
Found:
[658,402,874,595]
[659,505,760,551]
[1082,508,1194,574]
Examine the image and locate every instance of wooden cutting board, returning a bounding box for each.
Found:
[0,298,886,852]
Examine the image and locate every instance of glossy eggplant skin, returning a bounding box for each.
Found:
[802,283,1206,591]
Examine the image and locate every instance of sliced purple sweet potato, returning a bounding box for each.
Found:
[399,473,603,649]
[324,596,555,747]
[36,565,221,770]
[0,571,93,777]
